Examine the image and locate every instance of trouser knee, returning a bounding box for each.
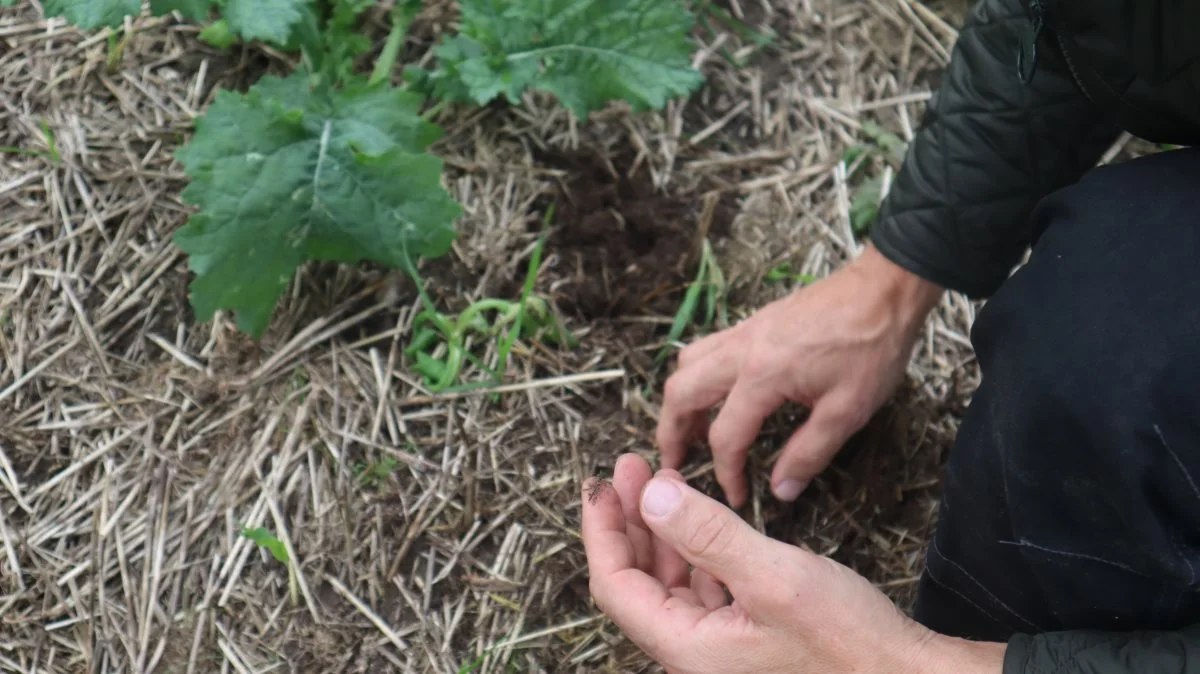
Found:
[917,147,1200,637]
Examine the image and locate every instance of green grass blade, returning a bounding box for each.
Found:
[495,203,553,384]
[656,248,709,366]
[0,146,43,157]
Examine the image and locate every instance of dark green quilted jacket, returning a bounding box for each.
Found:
[873,0,1200,298]
[869,0,1200,672]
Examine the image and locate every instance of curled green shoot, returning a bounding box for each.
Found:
[402,205,575,394]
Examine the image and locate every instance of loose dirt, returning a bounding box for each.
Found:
[540,150,735,320]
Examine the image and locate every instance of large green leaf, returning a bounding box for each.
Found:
[43,0,215,28]
[42,0,140,28]
[174,73,461,337]
[423,0,705,118]
[149,0,214,21]
[223,0,310,45]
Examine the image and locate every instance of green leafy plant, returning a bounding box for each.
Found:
[405,296,564,391]
[38,0,707,342]
[173,74,460,336]
[408,0,704,119]
[241,526,288,563]
[849,176,884,233]
[859,121,906,161]
[241,526,298,605]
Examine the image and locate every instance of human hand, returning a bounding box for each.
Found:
[657,244,943,507]
[582,453,1005,674]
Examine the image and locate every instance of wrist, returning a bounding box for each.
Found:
[853,243,944,327]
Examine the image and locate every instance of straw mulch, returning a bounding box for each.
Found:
[0,0,1026,671]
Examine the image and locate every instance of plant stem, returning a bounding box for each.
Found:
[288,564,299,607]
[105,29,127,73]
[496,204,554,382]
[421,99,450,122]
[455,300,518,331]
[370,2,419,86]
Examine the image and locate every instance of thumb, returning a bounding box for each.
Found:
[770,396,866,501]
[639,476,774,602]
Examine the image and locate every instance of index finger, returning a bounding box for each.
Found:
[657,351,739,468]
[707,377,787,507]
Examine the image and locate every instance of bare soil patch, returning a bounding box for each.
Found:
[542,149,734,321]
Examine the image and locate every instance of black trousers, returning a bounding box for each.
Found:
[912,146,1200,641]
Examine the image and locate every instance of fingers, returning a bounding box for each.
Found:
[656,468,687,484]
[770,396,865,501]
[613,454,657,572]
[677,330,729,368]
[581,477,639,576]
[613,454,692,588]
[668,585,705,606]
[691,569,728,610]
[707,377,785,508]
[638,476,775,607]
[581,477,710,661]
[658,339,740,470]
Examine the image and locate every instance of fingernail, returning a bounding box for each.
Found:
[642,479,682,517]
[773,479,808,502]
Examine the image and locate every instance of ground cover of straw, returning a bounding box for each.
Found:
[0,1,1041,671]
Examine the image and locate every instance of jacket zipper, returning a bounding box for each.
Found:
[1018,0,1097,105]
[1017,0,1045,82]
[1052,31,1097,106]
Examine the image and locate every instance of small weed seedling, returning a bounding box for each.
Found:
[403,207,575,393]
[240,526,298,606]
[764,262,816,286]
[655,239,728,369]
[0,120,60,164]
[457,641,525,673]
[354,455,399,488]
[859,121,907,161]
[843,120,909,233]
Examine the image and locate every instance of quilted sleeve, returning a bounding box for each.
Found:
[1004,624,1200,673]
[870,0,1121,298]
